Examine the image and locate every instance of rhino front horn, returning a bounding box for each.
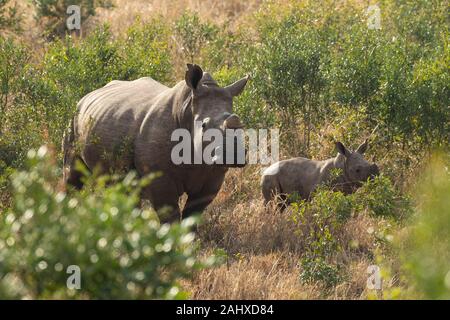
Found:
[224,114,244,129]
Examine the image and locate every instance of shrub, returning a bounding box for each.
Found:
[24,26,121,141]
[399,154,450,299]
[0,146,212,299]
[300,256,342,289]
[292,174,409,288]
[0,37,30,170]
[329,25,387,108]
[249,9,329,151]
[212,66,275,128]
[0,37,28,134]
[11,21,172,160]
[120,18,172,83]
[174,11,218,63]
[354,175,411,218]
[292,187,353,288]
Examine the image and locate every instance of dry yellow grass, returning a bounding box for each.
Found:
[91,0,263,36]
[177,164,384,300]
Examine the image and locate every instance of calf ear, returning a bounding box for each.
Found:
[225,75,250,97]
[185,64,203,90]
[336,141,350,157]
[356,139,368,154]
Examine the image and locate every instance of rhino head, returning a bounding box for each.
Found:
[335,139,379,184]
[184,64,249,167]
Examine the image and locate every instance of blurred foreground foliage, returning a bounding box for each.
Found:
[387,154,450,299]
[0,147,215,299]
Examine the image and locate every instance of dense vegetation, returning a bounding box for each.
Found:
[0,0,449,299]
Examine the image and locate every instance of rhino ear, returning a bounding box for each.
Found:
[336,141,350,157]
[225,75,250,97]
[356,139,368,154]
[185,64,203,90]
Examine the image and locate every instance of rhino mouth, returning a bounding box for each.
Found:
[211,143,247,167]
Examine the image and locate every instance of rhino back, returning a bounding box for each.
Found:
[275,158,327,198]
[75,77,169,171]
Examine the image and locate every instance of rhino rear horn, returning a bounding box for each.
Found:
[185,64,203,90]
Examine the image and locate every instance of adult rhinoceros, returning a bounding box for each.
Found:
[63,64,249,222]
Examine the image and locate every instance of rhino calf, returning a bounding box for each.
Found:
[261,140,379,209]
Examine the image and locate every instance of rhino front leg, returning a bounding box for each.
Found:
[182,176,225,219]
[182,193,217,219]
[140,176,181,223]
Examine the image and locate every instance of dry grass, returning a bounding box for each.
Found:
[178,164,383,299]
[91,0,263,35]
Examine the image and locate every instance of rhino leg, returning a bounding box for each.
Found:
[65,156,89,189]
[63,118,88,189]
[261,174,289,211]
[140,176,181,223]
[182,193,217,219]
[182,176,225,219]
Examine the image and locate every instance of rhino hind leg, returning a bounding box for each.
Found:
[261,175,288,211]
[64,155,89,190]
[63,119,88,189]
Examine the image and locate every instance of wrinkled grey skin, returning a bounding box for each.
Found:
[261,140,379,209]
[63,64,249,222]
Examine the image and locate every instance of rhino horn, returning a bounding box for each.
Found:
[224,114,244,129]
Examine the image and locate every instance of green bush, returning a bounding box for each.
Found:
[0,146,213,299]
[121,18,172,83]
[174,11,218,63]
[0,37,30,170]
[0,37,28,134]
[239,0,449,150]
[249,8,329,150]
[355,175,411,218]
[292,174,409,288]
[300,256,342,289]
[329,25,386,108]
[399,154,450,299]
[7,21,172,162]
[292,187,353,288]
